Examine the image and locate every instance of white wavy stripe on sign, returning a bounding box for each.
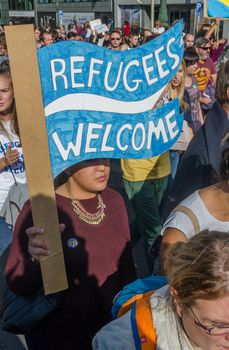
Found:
[44,85,167,117]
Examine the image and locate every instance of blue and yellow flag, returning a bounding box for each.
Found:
[208,0,229,18]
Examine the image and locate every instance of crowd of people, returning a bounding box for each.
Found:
[0,15,229,350]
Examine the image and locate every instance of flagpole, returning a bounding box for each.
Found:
[151,0,155,31]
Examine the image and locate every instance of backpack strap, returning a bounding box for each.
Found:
[118,290,153,318]
[172,204,200,235]
[131,295,156,350]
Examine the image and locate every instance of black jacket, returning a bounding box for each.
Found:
[165,102,229,218]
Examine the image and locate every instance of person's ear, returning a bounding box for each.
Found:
[170,286,183,318]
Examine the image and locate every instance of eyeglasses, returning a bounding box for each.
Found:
[187,305,229,336]
[111,37,121,41]
[200,46,210,51]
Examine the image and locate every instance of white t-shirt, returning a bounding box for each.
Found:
[0,121,26,210]
[153,27,165,34]
[162,190,229,239]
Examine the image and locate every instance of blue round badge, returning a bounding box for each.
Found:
[67,238,78,249]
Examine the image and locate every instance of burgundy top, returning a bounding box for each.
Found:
[5,187,136,350]
[210,40,227,63]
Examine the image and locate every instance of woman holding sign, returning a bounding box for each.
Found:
[0,66,26,211]
[5,158,136,350]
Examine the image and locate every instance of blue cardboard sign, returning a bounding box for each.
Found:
[38,21,184,178]
[47,99,183,178]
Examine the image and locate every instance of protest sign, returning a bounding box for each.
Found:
[5,25,68,295]
[204,0,229,20]
[89,18,102,31]
[61,13,94,30]
[38,20,184,179]
[48,99,183,179]
[89,19,109,34]
[5,20,184,294]
[96,24,109,34]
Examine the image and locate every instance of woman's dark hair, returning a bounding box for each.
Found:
[0,33,7,50]
[183,47,199,67]
[67,32,76,40]
[34,25,42,32]
[195,29,208,39]
[216,60,229,106]
[144,33,159,43]
[209,33,216,41]
[220,131,229,181]
[54,170,69,189]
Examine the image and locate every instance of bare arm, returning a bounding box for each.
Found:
[159,227,187,274]
[204,18,220,39]
[211,73,217,88]
[0,156,7,171]
[188,125,194,139]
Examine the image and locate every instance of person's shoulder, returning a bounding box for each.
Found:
[102,187,125,204]
[181,190,200,208]
[92,310,134,350]
[162,192,200,237]
[55,193,68,203]
[20,198,31,213]
[164,200,194,226]
[206,57,215,69]
[121,43,130,50]
[206,56,214,63]
[55,193,73,214]
[186,102,227,146]
[165,191,199,220]
[204,102,228,128]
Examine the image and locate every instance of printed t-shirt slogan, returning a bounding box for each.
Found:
[38,20,184,179]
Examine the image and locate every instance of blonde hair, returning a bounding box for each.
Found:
[170,60,188,112]
[164,231,229,305]
[154,19,162,27]
[0,67,19,139]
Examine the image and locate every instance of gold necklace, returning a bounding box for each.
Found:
[66,182,106,224]
[71,194,106,225]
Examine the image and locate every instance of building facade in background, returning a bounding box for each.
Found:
[1,0,198,30]
[7,0,197,31]
[115,0,196,32]
[0,0,228,39]
[0,0,10,25]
